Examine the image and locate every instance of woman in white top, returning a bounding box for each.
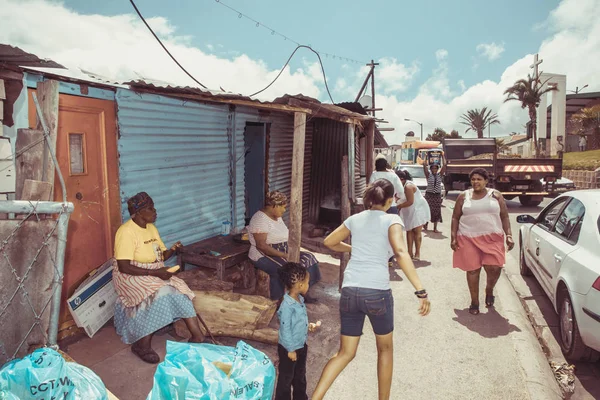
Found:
[369,156,405,213]
[248,191,321,302]
[451,168,514,315]
[396,169,431,261]
[312,179,431,400]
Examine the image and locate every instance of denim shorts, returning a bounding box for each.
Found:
[339,287,394,336]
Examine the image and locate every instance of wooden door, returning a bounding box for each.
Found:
[28,91,121,324]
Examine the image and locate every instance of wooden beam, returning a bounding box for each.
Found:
[339,155,351,291]
[15,129,45,200]
[365,121,375,183]
[286,98,368,125]
[21,180,52,201]
[348,124,356,200]
[36,80,59,197]
[288,112,306,263]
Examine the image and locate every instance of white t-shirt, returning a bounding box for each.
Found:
[248,211,289,261]
[342,210,404,290]
[369,170,406,204]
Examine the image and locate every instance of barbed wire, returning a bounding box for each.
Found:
[213,0,367,65]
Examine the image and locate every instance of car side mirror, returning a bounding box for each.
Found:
[517,215,536,224]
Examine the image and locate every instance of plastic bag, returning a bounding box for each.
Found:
[147,340,275,400]
[0,348,108,400]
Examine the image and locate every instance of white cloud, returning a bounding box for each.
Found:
[0,0,323,100]
[435,49,448,62]
[373,58,419,94]
[476,42,505,61]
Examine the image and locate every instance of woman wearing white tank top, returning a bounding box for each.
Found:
[451,168,515,315]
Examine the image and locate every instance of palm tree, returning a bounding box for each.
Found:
[504,73,558,157]
[459,108,500,138]
[570,104,600,149]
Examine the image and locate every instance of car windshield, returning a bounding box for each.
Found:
[397,165,426,179]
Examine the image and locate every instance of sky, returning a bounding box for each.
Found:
[1,0,599,144]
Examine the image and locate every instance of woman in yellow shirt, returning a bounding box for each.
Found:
[113,192,204,363]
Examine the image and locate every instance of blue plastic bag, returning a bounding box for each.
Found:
[147,341,275,400]
[0,348,107,400]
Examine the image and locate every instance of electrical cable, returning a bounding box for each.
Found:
[128,0,208,89]
[250,45,335,103]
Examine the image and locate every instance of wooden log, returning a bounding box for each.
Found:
[176,269,234,292]
[365,121,375,183]
[174,319,278,345]
[192,290,277,329]
[15,129,45,200]
[288,112,306,263]
[21,179,52,201]
[255,268,270,299]
[36,80,59,196]
[340,155,351,291]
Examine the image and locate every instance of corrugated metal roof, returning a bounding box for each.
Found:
[273,94,374,124]
[0,44,64,68]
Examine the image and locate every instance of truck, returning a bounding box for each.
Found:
[398,140,442,165]
[442,138,563,207]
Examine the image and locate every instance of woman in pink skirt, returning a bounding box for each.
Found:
[450,168,515,315]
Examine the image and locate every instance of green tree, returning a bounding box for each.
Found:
[504,74,558,157]
[459,108,500,138]
[570,104,600,149]
[426,128,462,141]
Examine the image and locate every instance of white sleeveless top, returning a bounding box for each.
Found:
[458,189,503,238]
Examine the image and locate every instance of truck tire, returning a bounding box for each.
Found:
[519,196,542,207]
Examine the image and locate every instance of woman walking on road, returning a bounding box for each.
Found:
[396,170,430,261]
[312,179,431,400]
[423,154,446,232]
[451,168,515,315]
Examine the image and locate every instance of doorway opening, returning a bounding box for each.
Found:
[244,122,267,225]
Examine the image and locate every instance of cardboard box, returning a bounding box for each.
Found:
[67,259,118,338]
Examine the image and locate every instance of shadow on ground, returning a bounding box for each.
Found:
[452,308,521,338]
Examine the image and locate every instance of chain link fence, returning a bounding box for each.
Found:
[0,201,72,366]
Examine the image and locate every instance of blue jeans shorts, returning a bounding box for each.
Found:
[339,287,394,336]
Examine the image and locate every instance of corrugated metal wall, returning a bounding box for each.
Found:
[116,90,236,246]
[267,113,313,225]
[355,132,367,198]
[308,119,349,223]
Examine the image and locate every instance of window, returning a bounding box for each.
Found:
[537,198,569,231]
[554,199,585,242]
[69,133,86,175]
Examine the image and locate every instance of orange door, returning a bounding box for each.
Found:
[28,90,121,323]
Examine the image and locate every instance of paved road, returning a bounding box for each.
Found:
[324,194,561,400]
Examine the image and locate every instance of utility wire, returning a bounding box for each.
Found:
[251,45,335,103]
[213,0,365,65]
[129,0,208,89]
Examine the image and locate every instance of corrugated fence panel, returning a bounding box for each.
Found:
[267,113,313,225]
[308,119,349,222]
[116,89,233,246]
[355,132,366,198]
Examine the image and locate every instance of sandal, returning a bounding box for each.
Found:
[485,295,495,308]
[131,345,160,364]
[468,304,480,315]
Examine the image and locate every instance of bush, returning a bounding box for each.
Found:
[562,150,600,171]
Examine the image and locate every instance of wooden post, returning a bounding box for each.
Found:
[288,112,306,263]
[15,129,45,200]
[340,155,351,291]
[36,80,59,197]
[365,121,375,183]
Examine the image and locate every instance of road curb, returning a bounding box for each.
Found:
[497,268,563,400]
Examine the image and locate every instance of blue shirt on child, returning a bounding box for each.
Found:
[277,293,309,352]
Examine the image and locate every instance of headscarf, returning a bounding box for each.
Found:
[127,192,153,216]
[265,191,288,207]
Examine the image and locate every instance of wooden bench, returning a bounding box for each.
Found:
[177,236,270,297]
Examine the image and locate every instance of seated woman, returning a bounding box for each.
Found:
[248,191,321,303]
[113,192,204,364]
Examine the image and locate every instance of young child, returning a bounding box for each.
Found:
[275,262,319,400]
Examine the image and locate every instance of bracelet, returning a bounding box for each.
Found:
[414,289,428,299]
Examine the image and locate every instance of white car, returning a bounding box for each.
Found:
[517,190,600,361]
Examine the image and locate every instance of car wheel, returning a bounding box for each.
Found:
[519,236,532,276]
[519,196,542,207]
[558,288,600,362]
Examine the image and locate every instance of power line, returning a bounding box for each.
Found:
[213,0,366,65]
[129,0,208,89]
[250,45,335,103]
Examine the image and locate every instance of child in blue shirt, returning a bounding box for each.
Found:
[275,262,319,400]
